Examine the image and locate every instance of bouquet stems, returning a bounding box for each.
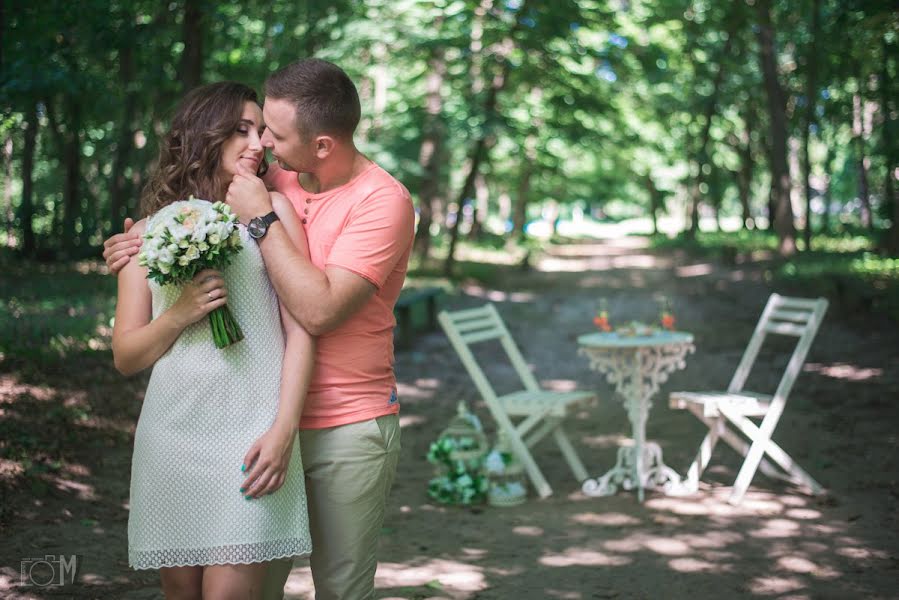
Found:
[208,305,244,349]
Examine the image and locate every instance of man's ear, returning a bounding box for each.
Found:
[315,135,336,159]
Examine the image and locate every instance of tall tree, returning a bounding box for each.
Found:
[801,0,820,249]
[756,0,797,256]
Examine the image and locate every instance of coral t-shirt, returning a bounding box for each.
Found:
[265,162,414,429]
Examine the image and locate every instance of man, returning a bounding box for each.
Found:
[103,59,414,600]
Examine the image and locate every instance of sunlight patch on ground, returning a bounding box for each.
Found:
[0,375,55,402]
[836,546,889,560]
[643,537,692,556]
[668,557,723,573]
[570,512,641,527]
[51,476,97,501]
[803,362,883,381]
[784,508,822,520]
[750,519,801,539]
[647,489,785,516]
[775,555,841,579]
[512,526,543,537]
[399,415,428,428]
[375,559,487,593]
[396,382,437,399]
[283,563,315,599]
[414,378,441,389]
[580,433,628,448]
[674,531,744,549]
[459,286,535,303]
[675,263,715,277]
[537,253,663,273]
[749,574,808,595]
[540,379,578,392]
[539,548,631,567]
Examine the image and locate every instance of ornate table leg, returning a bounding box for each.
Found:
[579,340,695,500]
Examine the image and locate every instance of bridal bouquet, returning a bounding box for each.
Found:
[139,198,245,348]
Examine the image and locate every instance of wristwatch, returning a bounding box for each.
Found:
[247,211,280,239]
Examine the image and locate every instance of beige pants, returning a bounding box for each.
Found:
[263,413,401,600]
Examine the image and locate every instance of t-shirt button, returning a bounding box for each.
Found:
[302,218,308,224]
[304,208,309,214]
[305,198,311,204]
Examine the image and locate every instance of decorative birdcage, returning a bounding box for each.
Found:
[426,402,489,505]
[485,431,528,507]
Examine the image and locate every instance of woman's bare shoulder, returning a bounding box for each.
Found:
[131,218,149,235]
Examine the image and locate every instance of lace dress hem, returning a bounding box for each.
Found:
[129,538,312,570]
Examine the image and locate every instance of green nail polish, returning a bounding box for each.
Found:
[240,487,245,493]
[241,465,246,472]
[245,495,252,500]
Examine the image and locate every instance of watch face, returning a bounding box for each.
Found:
[247,218,265,239]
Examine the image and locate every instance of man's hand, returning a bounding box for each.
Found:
[226,162,273,222]
[103,218,142,274]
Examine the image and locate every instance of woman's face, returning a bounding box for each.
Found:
[219,101,265,180]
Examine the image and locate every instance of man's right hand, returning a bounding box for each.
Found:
[103,218,143,274]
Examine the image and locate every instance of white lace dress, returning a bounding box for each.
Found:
[128,223,311,569]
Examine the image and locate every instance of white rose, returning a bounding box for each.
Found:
[185,245,200,261]
[158,248,174,266]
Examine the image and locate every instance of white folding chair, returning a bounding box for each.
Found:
[670,294,828,505]
[439,303,595,498]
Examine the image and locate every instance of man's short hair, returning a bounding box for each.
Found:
[265,59,361,140]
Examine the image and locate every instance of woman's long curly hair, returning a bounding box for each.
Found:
[140,81,267,217]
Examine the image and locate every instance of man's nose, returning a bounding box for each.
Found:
[260,130,274,148]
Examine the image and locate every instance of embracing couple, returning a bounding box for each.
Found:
[105,59,413,599]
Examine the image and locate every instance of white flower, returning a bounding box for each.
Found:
[185,245,200,261]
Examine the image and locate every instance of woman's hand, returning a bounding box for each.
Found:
[240,423,297,499]
[169,269,228,329]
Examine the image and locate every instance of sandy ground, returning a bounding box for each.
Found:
[2,237,898,599]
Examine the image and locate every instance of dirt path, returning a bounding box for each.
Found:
[2,237,898,599]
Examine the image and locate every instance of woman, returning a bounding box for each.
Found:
[112,82,312,599]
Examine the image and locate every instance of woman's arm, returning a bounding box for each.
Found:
[111,219,230,376]
[270,192,314,436]
[241,192,316,498]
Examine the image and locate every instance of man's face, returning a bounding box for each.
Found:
[261,98,315,173]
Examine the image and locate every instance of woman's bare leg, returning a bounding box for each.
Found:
[203,562,268,600]
[159,566,203,600]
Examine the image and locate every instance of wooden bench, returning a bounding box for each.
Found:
[394,287,443,349]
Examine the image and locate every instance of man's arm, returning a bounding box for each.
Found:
[103,218,143,274]
[227,167,379,336]
[261,222,375,335]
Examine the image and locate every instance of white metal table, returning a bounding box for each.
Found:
[578,330,695,502]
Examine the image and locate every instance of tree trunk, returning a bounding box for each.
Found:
[685,29,734,239]
[802,0,820,250]
[852,91,873,229]
[180,0,204,92]
[882,39,899,254]
[444,0,527,275]
[413,41,446,261]
[445,137,488,275]
[110,39,137,230]
[513,138,534,239]
[821,144,835,234]
[468,172,489,240]
[645,175,660,236]
[736,110,754,229]
[4,137,12,246]
[756,0,797,256]
[19,103,38,256]
[61,99,82,253]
